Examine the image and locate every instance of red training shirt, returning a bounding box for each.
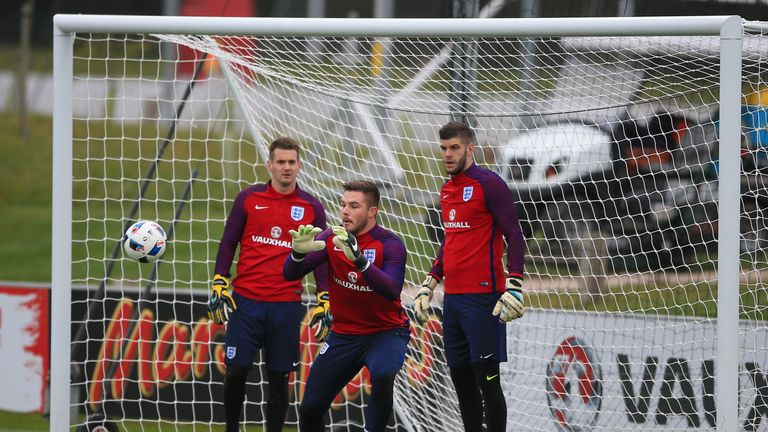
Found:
[429,164,526,294]
[283,225,409,335]
[215,181,327,302]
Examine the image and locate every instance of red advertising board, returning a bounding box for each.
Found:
[177,0,257,77]
[0,284,49,413]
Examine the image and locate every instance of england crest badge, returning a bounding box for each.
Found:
[290,206,305,221]
[364,249,376,263]
[463,186,474,202]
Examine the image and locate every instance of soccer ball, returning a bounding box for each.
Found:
[123,220,167,263]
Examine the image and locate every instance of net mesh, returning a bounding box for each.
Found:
[66,21,768,431]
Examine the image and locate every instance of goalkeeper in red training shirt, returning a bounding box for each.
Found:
[283,180,409,432]
[208,137,328,432]
[413,121,526,432]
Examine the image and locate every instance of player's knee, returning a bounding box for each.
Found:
[299,388,328,418]
[267,371,290,401]
[368,368,398,388]
[227,364,251,378]
[472,361,503,393]
[225,363,250,381]
[298,397,325,420]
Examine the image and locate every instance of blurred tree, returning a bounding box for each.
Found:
[17,0,35,141]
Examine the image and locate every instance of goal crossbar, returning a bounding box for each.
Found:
[54,14,739,37]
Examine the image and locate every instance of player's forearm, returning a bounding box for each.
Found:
[484,177,526,276]
[214,238,238,276]
[215,193,247,275]
[312,263,330,291]
[361,263,405,301]
[506,232,526,276]
[496,202,526,276]
[283,250,325,281]
[428,242,445,279]
[283,254,309,281]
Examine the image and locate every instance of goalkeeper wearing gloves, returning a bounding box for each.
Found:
[414,122,526,432]
[283,181,409,432]
[289,224,332,342]
[210,137,328,432]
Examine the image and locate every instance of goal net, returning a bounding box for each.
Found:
[52,15,768,431]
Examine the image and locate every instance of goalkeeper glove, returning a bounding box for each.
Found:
[492,275,525,323]
[331,226,370,271]
[309,291,332,342]
[208,274,237,324]
[289,224,325,260]
[413,275,439,324]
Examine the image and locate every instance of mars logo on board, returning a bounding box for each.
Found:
[546,336,603,432]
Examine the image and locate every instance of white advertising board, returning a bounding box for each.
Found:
[502,309,768,431]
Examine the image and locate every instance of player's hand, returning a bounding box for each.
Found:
[331,226,370,271]
[309,291,332,342]
[413,275,439,323]
[208,274,237,324]
[289,224,324,260]
[492,275,525,322]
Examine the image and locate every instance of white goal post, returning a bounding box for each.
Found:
[51,14,755,432]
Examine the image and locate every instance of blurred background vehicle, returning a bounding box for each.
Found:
[498,109,720,272]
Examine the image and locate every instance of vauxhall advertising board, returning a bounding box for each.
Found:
[505,310,768,431]
[60,285,768,430]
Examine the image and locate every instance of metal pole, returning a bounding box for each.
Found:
[160,0,180,121]
[617,0,636,17]
[306,0,326,59]
[716,15,742,432]
[51,21,73,432]
[449,0,480,126]
[372,0,394,135]
[517,0,541,130]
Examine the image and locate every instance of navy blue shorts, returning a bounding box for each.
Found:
[224,292,304,372]
[301,327,410,415]
[443,293,507,368]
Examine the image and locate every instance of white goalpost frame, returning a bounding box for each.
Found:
[51,14,743,432]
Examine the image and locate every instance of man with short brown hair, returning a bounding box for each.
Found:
[283,180,409,432]
[414,121,526,432]
[209,137,328,432]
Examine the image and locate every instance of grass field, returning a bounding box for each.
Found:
[12,103,762,317]
[0,410,50,432]
[2,111,767,317]
[0,113,52,282]
[0,410,300,432]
